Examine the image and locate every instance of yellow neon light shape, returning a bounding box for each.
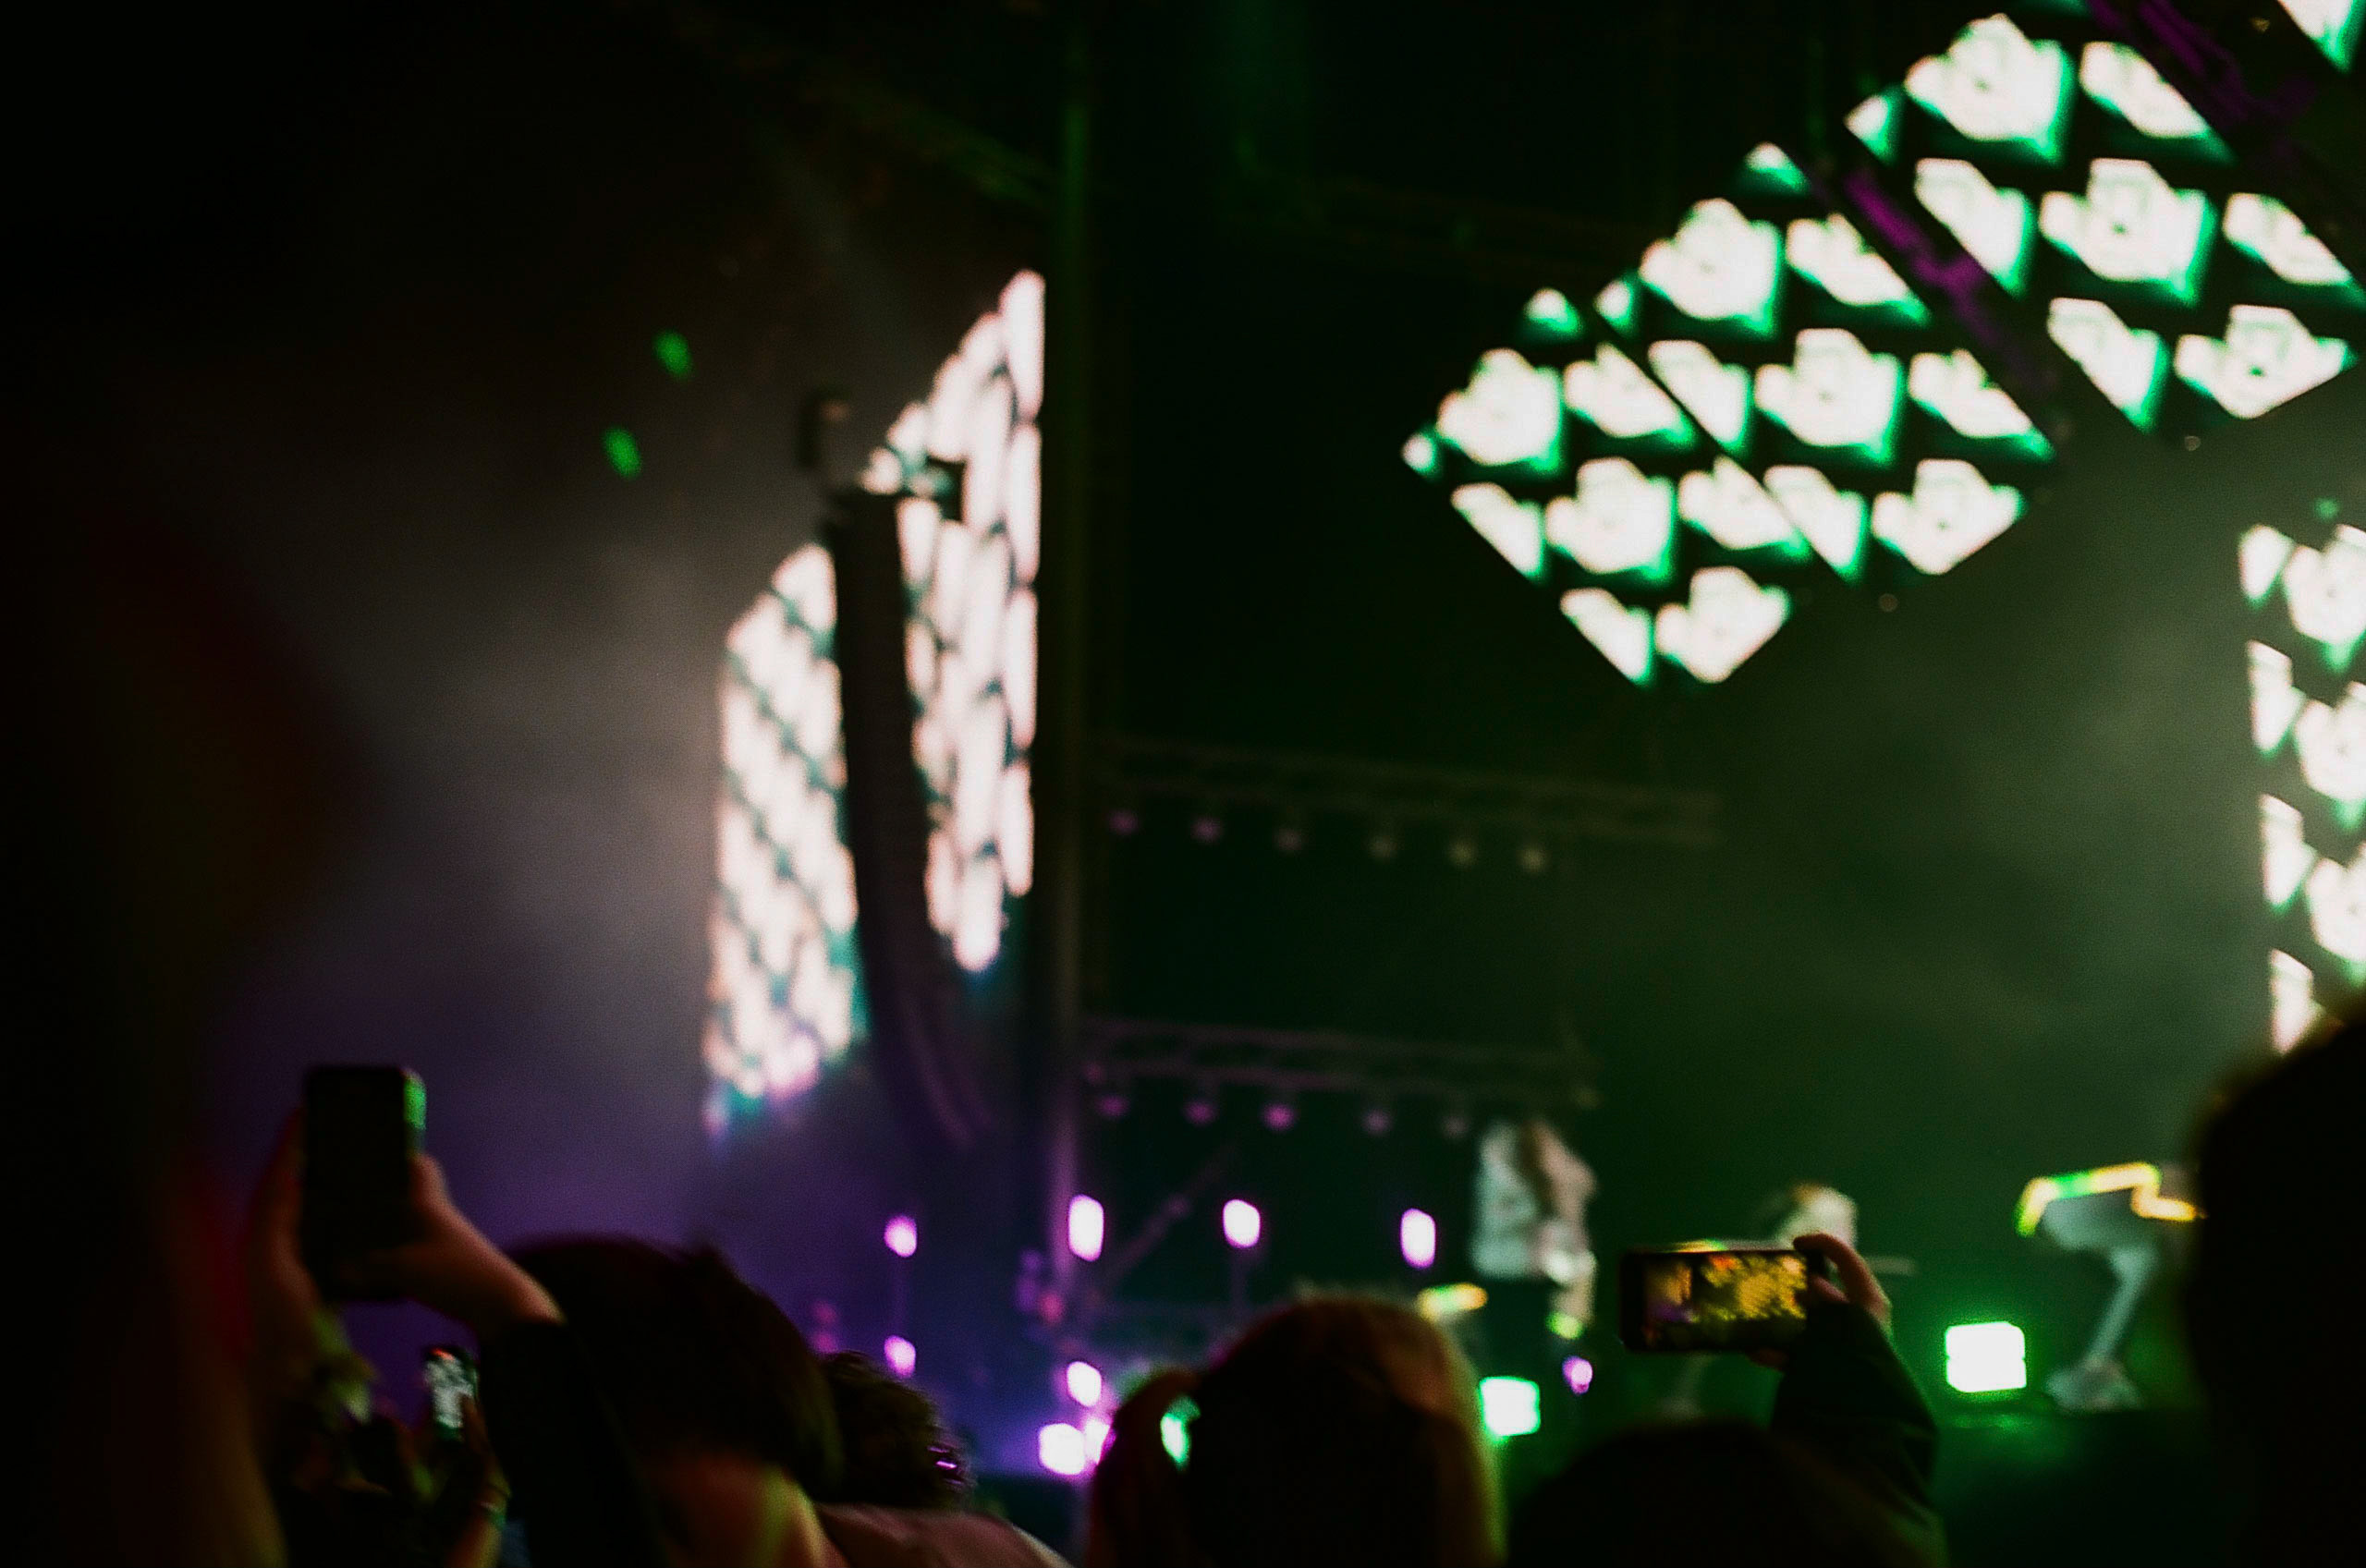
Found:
[2014,1161,2200,1235]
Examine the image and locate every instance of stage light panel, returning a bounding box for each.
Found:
[1452,484,1547,578]
[1546,459,1677,581]
[1524,287,1582,337]
[2077,43,2223,152]
[1741,142,1811,197]
[1653,567,1790,684]
[1944,1322,2027,1394]
[2038,161,2215,306]
[1908,349,2049,454]
[1764,465,1869,580]
[2175,306,2354,420]
[1436,349,1564,471]
[1917,160,2034,296]
[1753,329,1904,465]
[1904,15,2073,164]
[1871,460,2023,575]
[1563,343,1697,446]
[2280,0,2362,70]
[1847,90,1900,163]
[1161,1401,1195,1465]
[2046,298,2167,429]
[1646,341,1751,453]
[1561,589,1654,685]
[1478,1377,1543,1440]
[1595,275,1639,334]
[2281,526,2366,670]
[1786,213,1928,322]
[1402,432,1440,476]
[2262,795,2317,908]
[2271,950,2321,1052]
[1638,200,1782,336]
[1677,458,1801,554]
[2223,195,2359,292]
[2295,685,2366,826]
[2251,644,2307,754]
[2304,845,2366,971]
[2243,527,2298,606]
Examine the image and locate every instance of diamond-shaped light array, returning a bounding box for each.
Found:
[706,271,1043,1131]
[1409,140,2051,685]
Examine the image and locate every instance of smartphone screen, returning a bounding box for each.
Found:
[1617,1246,1812,1353]
[422,1345,476,1439]
[300,1065,424,1297]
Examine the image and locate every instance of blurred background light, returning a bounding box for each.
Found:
[1399,1207,1438,1270]
[1067,1194,1106,1262]
[1478,1376,1543,1440]
[1945,1321,2029,1393]
[1065,1359,1104,1407]
[1037,1422,1091,1477]
[1561,1355,1594,1395]
[1221,1198,1262,1250]
[884,1214,918,1258]
[884,1335,917,1378]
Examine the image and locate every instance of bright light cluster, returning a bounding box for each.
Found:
[705,545,863,1128]
[706,271,1043,1129]
[2248,505,2366,1048]
[1413,159,2045,686]
[874,272,1045,974]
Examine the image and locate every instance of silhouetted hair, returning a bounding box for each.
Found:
[512,1239,842,1497]
[1178,1297,1498,1568]
[1508,1420,1924,1567]
[823,1351,970,1509]
[2186,1020,2364,1563]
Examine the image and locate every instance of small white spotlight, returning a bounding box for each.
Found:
[1065,1359,1104,1406]
[1400,1208,1438,1270]
[1222,1198,1263,1250]
[1067,1194,1106,1262]
[884,1215,919,1258]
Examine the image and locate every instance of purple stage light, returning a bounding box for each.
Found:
[1067,1193,1106,1261]
[1065,1359,1104,1406]
[884,1335,917,1378]
[1038,1422,1091,1477]
[1563,1355,1594,1395]
[884,1215,919,1258]
[1400,1208,1438,1270]
[1222,1198,1262,1250]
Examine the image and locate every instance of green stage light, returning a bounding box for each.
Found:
[654,330,694,379]
[2039,162,2215,307]
[604,427,642,477]
[1904,15,2073,165]
[1916,159,2033,296]
[1944,1322,2027,1393]
[1161,1396,1197,1465]
[2281,0,2362,71]
[1478,1376,1543,1440]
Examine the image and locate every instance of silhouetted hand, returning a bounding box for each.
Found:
[1748,1231,1889,1370]
[342,1154,560,1340]
[245,1112,348,1416]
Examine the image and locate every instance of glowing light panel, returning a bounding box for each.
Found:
[706,545,861,1129]
[2295,685,2366,825]
[2279,0,2362,70]
[2078,43,2216,146]
[2271,949,2320,1051]
[1437,349,1564,470]
[2304,844,2366,969]
[1944,1322,2027,1394]
[1871,460,2023,575]
[1563,343,1695,445]
[2038,161,2214,305]
[1765,465,1869,580]
[2263,795,2317,908]
[1546,458,1677,581]
[1904,16,2073,163]
[1653,567,1791,684]
[2224,194,2357,290]
[1847,91,1900,162]
[1753,329,1904,464]
[1561,589,1654,685]
[1677,458,1800,553]
[1909,349,2046,451]
[2046,298,2167,428]
[1400,1208,1439,1270]
[2174,306,2353,419]
[2252,644,2306,754]
[1917,159,2034,295]
[1479,1377,1543,1440]
[1638,200,1782,335]
[1648,340,1753,453]
[2281,526,2366,669]
[2243,527,2297,606]
[1452,484,1547,578]
[1787,213,1926,321]
[1067,1194,1107,1262]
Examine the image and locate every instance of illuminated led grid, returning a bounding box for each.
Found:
[706,546,863,1131]
[707,270,1043,1130]
[1866,9,2361,441]
[1411,143,2048,686]
[2279,0,2362,71]
[2246,501,2366,1044]
[867,271,1045,974]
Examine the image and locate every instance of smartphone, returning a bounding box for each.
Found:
[1617,1246,1817,1354]
[422,1345,477,1440]
[299,1065,424,1298]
